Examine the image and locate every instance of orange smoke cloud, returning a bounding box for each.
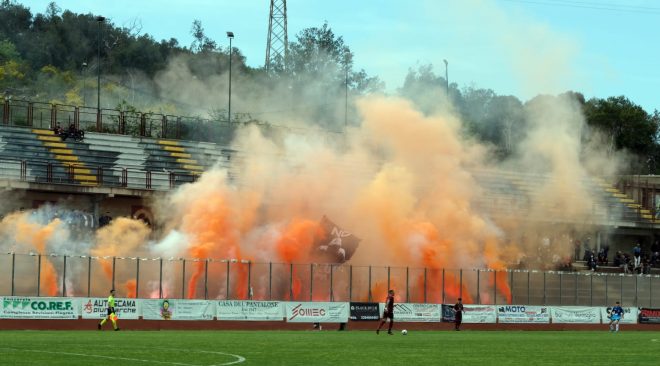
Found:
[124,279,137,298]
[0,212,62,296]
[149,96,520,303]
[91,217,151,281]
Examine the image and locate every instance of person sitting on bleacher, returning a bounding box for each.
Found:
[62,123,84,141]
[53,123,64,137]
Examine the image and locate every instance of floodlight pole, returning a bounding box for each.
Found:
[96,16,105,121]
[227,32,234,123]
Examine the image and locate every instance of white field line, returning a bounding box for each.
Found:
[0,347,246,366]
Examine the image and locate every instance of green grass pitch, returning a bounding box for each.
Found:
[1,329,659,365]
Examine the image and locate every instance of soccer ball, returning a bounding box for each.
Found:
[401,329,408,335]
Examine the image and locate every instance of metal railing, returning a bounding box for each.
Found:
[0,157,197,190]
[1,252,659,307]
[1,99,245,143]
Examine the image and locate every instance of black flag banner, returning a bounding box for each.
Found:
[312,216,361,263]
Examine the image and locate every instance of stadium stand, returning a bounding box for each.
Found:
[0,99,654,227]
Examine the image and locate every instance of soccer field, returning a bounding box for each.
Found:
[0,330,658,365]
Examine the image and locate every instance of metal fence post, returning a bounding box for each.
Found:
[87,256,91,297]
[159,258,163,299]
[509,271,514,304]
[459,269,463,300]
[476,270,480,304]
[406,267,409,303]
[226,261,231,300]
[605,274,608,304]
[112,256,116,291]
[559,273,563,305]
[424,268,427,303]
[136,257,140,299]
[269,262,272,300]
[527,271,530,305]
[543,271,546,305]
[204,259,209,300]
[37,254,42,297]
[368,266,372,302]
[442,269,446,304]
[387,266,391,292]
[635,275,639,307]
[349,265,353,301]
[493,271,497,305]
[310,263,314,301]
[651,276,654,307]
[62,255,67,297]
[182,259,186,299]
[248,261,252,300]
[289,263,293,300]
[575,272,578,305]
[590,274,593,306]
[10,253,15,296]
[330,265,334,302]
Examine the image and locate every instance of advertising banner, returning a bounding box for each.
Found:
[550,307,601,324]
[380,303,441,322]
[216,301,283,321]
[497,305,550,323]
[442,304,497,323]
[463,305,498,323]
[600,307,638,324]
[285,302,349,323]
[349,302,380,321]
[142,299,214,320]
[80,298,140,319]
[0,297,79,319]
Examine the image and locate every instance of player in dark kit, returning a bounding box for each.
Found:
[376,289,395,335]
[453,298,464,331]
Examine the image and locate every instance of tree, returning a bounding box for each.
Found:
[584,96,659,173]
[287,22,382,95]
[584,96,657,155]
[190,20,217,53]
[398,64,448,115]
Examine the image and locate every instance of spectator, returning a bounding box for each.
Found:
[642,256,651,274]
[651,251,660,268]
[587,252,598,271]
[633,244,642,274]
[53,123,63,136]
[573,238,582,261]
[614,251,627,273]
[98,211,112,228]
[62,123,84,141]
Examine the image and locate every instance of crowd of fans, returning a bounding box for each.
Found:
[510,233,660,274]
[581,241,660,274]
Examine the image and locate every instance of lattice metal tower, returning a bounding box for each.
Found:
[265,0,288,71]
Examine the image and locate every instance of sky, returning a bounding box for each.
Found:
[17,0,660,113]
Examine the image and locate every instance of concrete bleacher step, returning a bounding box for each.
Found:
[32,129,97,184]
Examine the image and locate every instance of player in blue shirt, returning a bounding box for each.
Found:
[608,301,624,332]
